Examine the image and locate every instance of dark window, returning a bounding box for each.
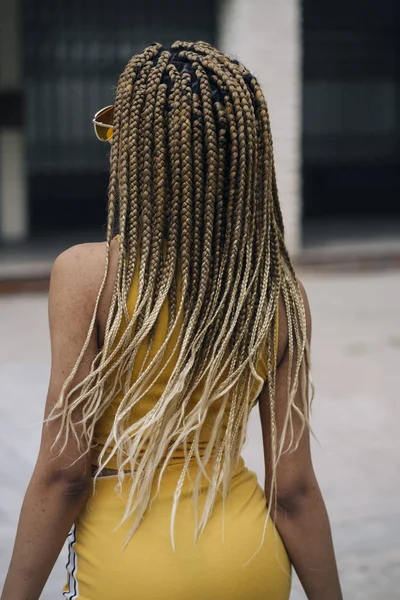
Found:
[23,0,217,236]
[302,0,400,224]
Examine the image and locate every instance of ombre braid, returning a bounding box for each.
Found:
[48,41,312,562]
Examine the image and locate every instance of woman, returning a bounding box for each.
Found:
[1,41,342,600]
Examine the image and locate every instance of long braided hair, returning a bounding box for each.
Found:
[49,41,312,561]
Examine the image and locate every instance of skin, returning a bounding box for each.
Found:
[1,241,342,600]
[1,241,117,600]
[260,282,343,600]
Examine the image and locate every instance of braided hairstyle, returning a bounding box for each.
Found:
[49,41,312,563]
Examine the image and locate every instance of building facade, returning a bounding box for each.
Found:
[1,0,399,257]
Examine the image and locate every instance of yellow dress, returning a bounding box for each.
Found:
[62,246,291,600]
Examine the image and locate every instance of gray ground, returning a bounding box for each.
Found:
[0,270,399,599]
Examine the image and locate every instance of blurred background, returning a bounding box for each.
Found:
[1,0,400,266]
[0,1,399,599]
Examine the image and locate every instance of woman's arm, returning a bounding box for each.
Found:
[1,244,105,600]
[259,281,343,600]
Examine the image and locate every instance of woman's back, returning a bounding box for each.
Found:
[54,41,304,599]
[58,241,291,600]
[92,236,274,472]
[3,41,344,600]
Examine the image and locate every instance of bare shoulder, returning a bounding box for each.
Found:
[53,241,107,269]
[49,239,120,349]
[276,277,312,364]
[50,242,108,301]
[297,278,312,340]
[296,278,310,308]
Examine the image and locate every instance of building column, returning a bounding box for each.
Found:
[0,0,28,242]
[218,0,302,256]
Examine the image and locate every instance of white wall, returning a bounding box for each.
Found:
[218,0,302,256]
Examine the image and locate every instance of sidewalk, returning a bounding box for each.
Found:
[0,270,399,599]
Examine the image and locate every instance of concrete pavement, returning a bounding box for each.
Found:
[0,269,399,599]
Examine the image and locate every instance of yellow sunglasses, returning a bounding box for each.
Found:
[92,105,114,142]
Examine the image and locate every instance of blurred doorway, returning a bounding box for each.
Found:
[302,0,400,248]
[23,0,217,239]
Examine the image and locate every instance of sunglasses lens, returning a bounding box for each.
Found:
[94,106,114,141]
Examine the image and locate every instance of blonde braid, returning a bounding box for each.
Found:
[191,89,205,301]
[48,42,312,564]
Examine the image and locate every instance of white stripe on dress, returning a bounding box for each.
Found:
[63,523,79,599]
